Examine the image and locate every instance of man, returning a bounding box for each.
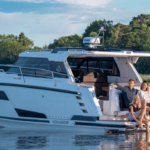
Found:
[111,79,138,108]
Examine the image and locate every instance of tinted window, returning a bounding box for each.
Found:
[88,60,113,74]
[14,57,50,70]
[0,91,9,100]
[49,61,68,78]
[67,58,83,67]
[7,57,51,77]
[68,57,120,76]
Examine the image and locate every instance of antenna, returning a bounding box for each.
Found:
[83,26,106,48]
[94,26,106,46]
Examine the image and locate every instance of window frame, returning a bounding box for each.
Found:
[67,57,120,76]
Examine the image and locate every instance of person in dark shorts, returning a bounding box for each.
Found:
[127,95,149,132]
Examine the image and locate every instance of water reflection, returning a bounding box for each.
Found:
[0,129,150,150]
[16,136,47,149]
[128,132,150,150]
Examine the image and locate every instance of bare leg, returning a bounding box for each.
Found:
[136,109,146,129]
[142,118,149,133]
[139,100,147,121]
[136,108,145,122]
[146,132,150,142]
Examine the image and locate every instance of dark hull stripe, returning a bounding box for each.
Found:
[0,83,80,95]
[71,115,97,122]
[75,122,137,129]
[0,116,50,123]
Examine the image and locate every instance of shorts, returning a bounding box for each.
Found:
[127,111,139,121]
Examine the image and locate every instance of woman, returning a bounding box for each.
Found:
[127,95,149,132]
[138,81,150,112]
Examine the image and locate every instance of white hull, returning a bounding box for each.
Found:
[0,116,142,133]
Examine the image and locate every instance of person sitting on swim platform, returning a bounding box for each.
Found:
[127,95,149,132]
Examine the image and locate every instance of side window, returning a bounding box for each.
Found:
[49,61,68,78]
[67,58,83,69]
[98,61,113,75]
[14,57,50,70]
[7,57,51,78]
[88,60,119,76]
[67,57,120,76]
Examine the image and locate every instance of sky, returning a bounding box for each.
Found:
[0,0,150,47]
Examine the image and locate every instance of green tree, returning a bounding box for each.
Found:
[19,32,34,47]
[48,34,83,48]
[0,32,34,64]
[90,32,97,37]
[83,20,113,38]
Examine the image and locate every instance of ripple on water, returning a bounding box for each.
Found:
[0,129,150,150]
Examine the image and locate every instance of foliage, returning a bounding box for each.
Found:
[0,33,33,64]
[89,32,97,37]
[83,20,113,38]
[48,34,83,48]
[141,76,150,83]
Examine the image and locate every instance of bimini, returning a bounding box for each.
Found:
[0,28,149,132]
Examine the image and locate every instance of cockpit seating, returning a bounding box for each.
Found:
[119,93,128,111]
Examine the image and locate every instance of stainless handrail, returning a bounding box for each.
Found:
[0,65,79,89]
[19,67,25,83]
[0,65,68,76]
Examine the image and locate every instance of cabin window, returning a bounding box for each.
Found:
[67,57,120,76]
[7,57,52,78]
[14,57,50,70]
[67,58,83,67]
[7,57,68,79]
[49,61,68,78]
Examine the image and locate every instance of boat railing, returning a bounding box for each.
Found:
[0,65,78,88]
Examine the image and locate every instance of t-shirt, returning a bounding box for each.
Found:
[137,90,150,102]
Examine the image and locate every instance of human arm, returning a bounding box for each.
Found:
[110,84,117,88]
[130,106,141,124]
[110,84,124,90]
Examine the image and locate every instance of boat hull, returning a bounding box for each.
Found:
[0,116,144,133]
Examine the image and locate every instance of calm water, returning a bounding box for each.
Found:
[0,128,150,150]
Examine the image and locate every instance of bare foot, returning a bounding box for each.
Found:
[137,121,144,129]
[139,124,144,129]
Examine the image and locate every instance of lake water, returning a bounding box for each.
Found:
[0,128,150,150]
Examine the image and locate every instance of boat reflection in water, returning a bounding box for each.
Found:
[16,136,47,149]
[0,129,150,150]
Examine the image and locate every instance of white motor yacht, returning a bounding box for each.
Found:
[0,28,149,132]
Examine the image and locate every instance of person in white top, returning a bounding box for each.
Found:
[137,81,150,113]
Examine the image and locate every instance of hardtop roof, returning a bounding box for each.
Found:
[19,47,150,62]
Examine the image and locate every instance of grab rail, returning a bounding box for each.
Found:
[0,65,79,89]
